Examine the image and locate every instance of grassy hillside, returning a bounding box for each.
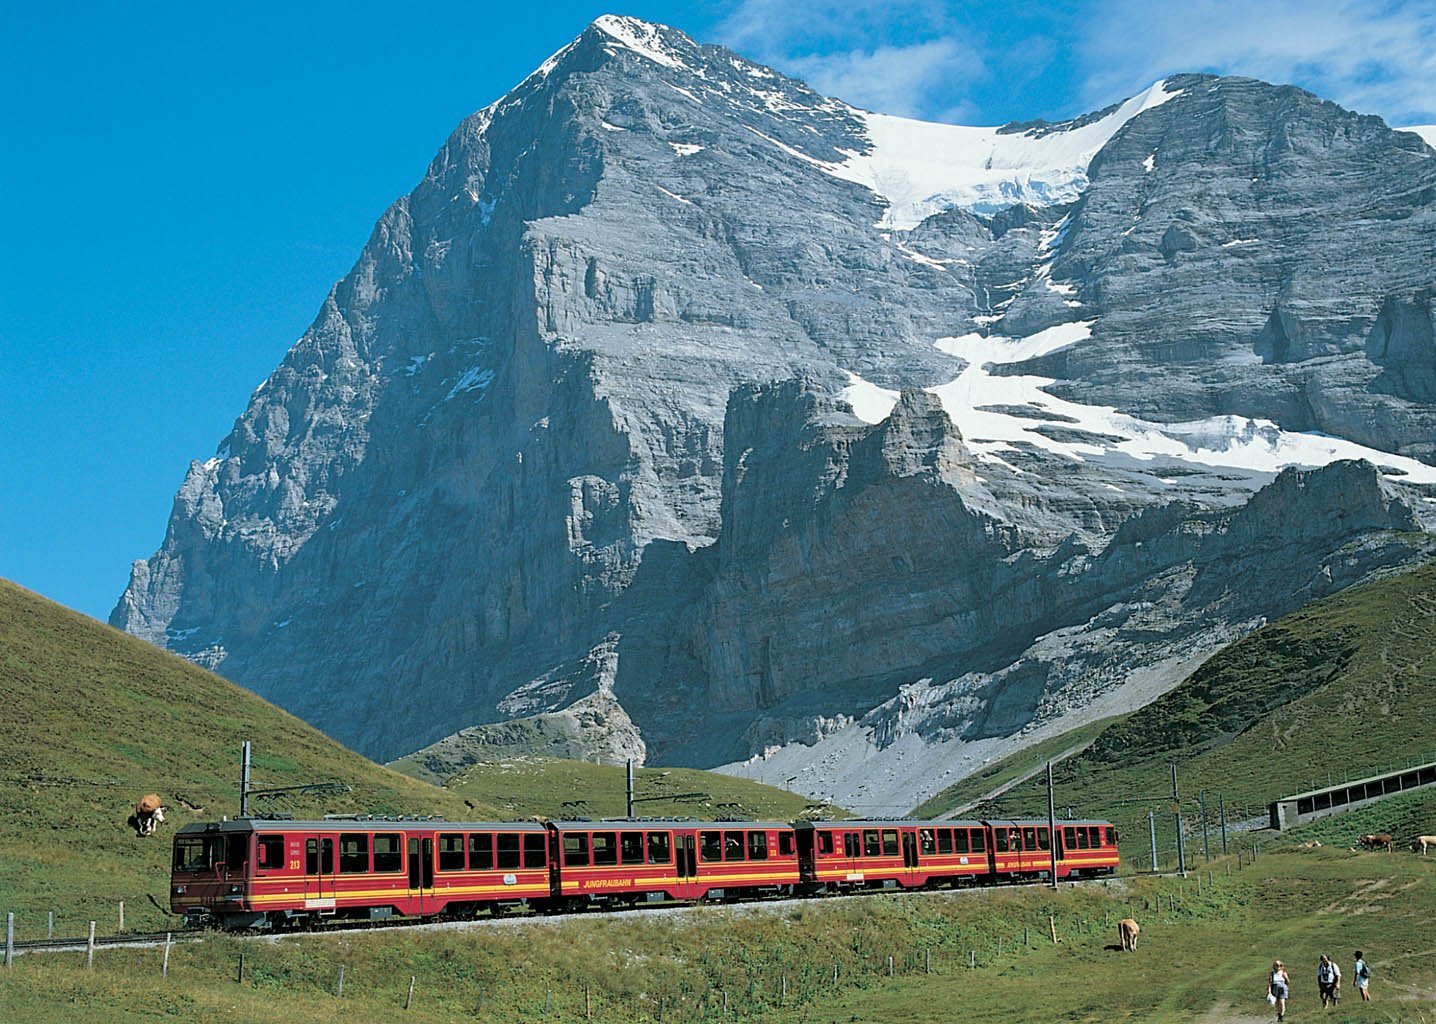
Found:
[0,579,828,941]
[920,558,1436,858]
[408,755,833,822]
[0,579,488,935]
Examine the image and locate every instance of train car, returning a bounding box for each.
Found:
[986,818,1120,881]
[547,820,799,909]
[1053,819,1120,877]
[794,820,992,892]
[171,817,550,928]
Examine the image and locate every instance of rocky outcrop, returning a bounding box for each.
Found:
[114,18,1436,808]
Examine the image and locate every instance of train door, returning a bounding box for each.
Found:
[302,832,336,910]
[670,830,700,900]
[901,829,920,887]
[407,833,435,914]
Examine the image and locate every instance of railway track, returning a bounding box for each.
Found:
[8,929,201,956]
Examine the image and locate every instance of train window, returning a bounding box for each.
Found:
[227,836,248,870]
[863,830,881,857]
[1037,828,1050,851]
[256,835,285,871]
[524,832,547,868]
[845,832,860,858]
[700,831,722,862]
[615,831,641,865]
[498,832,523,869]
[1023,827,1037,850]
[438,833,465,872]
[919,829,935,856]
[1105,827,1118,846]
[994,829,1008,853]
[748,831,768,860]
[340,834,370,873]
[470,833,494,870]
[817,831,834,855]
[1087,827,1100,848]
[591,832,617,867]
[1076,828,1090,850]
[882,830,899,856]
[374,833,403,872]
[779,832,794,857]
[173,837,211,871]
[563,833,590,867]
[1064,827,1077,849]
[647,832,671,864]
[971,829,986,853]
[954,829,970,854]
[937,829,953,855]
[724,831,745,861]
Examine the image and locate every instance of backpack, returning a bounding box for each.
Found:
[1319,963,1335,984]
[1359,961,1371,978]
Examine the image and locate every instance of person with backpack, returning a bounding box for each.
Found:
[1317,953,1341,1006]
[1354,951,1372,1001]
[1269,960,1291,1021]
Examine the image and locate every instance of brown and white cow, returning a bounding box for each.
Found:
[1117,918,1140,951]
[1413,835,1436,855]
[132,794,167,837]
[1358,834,1393,852]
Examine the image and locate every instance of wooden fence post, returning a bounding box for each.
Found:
[87,921,96,969]
[1049,915,1058,944]
[118,900,125,932]
[337,964,345,997]
[405,976,415,1010]
[5,913,13,967]
[162,932,172,977]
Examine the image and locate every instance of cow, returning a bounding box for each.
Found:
[1117,918,1140,952]
[1413,835,1436,855]
[131,794,167,838]
[1358,834,1393,852]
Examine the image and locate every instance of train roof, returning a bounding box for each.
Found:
[174,817,548,835]
[546,819,792,830]
[794,818,1112,829]
[793,819,985,829]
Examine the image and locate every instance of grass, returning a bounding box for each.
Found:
[3,844,1434,1022]
[0,579,492,936]
[421,756,833,822]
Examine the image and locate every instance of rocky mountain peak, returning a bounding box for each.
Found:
[114,20,1436,809]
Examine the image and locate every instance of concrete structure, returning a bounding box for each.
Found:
[1269,762,1436,831]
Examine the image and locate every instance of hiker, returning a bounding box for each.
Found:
[1317,953,1341,1006]
[1354,951,1371,1001]
[1269,959,1291,1021]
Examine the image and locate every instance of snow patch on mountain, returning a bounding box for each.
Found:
[827,80,1183,227]
[840,322,1436,485]
[1401,125,1436,149]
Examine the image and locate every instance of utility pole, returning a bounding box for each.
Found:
[1172,762,1186,877]
[1148,810,1158,873]
[240,741,252,817]
[626,759,634,818]
[1199,790,1211,864]
[1046,761,1058,890]
[1219,792,1229,855]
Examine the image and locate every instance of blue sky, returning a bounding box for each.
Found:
[3,0,1433,621]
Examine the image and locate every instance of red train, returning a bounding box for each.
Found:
[170,815,1119,929]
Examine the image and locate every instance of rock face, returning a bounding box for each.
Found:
[113,18,1436,810]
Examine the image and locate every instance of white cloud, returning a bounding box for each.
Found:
[713,0,985,120]
[784,39,983,120]
[1076,0,1436,125]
